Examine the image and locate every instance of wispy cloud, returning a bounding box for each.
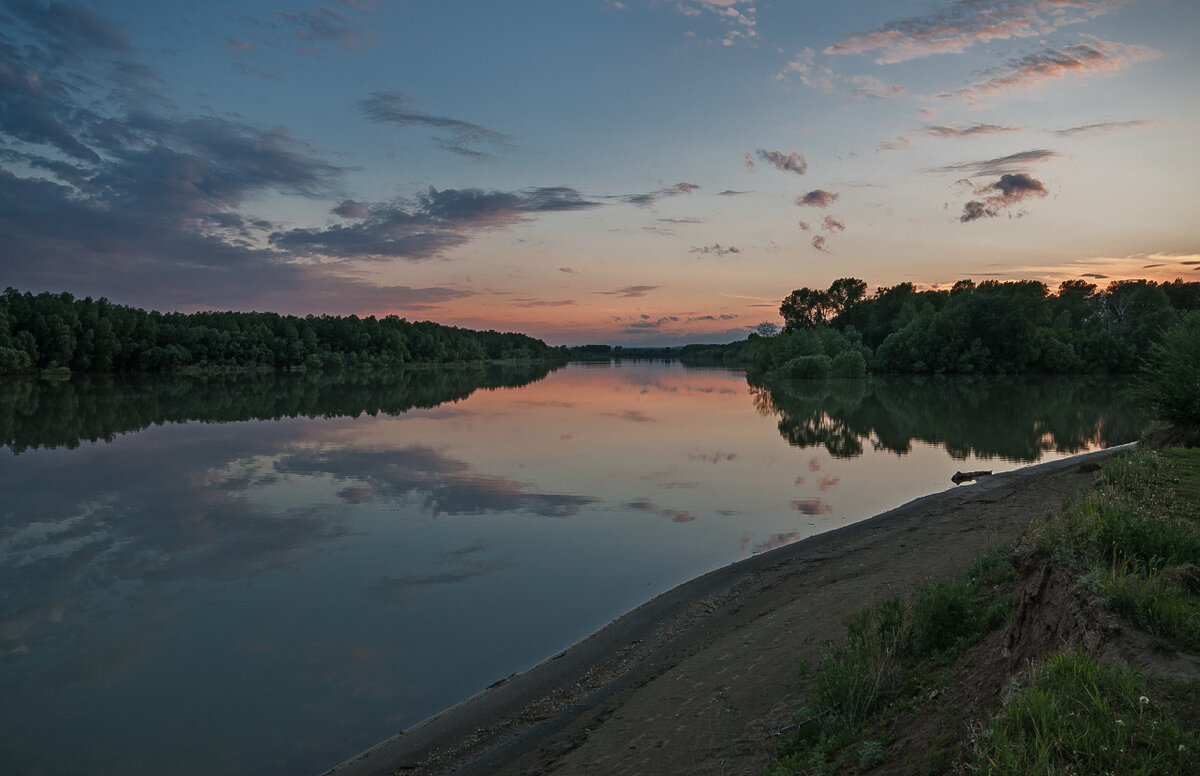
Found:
[1055,119,1156,137]
[748,149,808,175]
[777,48,904,99]
[596,285,661,298]
[826,0,1132,65]
[795,189,840,207]
[274,5,378,56]
[923,123,1024,138]
[360,91,511,158]
[931,149,1060,176]
[673,0,757,46]
[620,181,700,207]
[945,39,1159,103]
[959,173,1049,222]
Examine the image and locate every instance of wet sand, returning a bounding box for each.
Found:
[326,445,1128,776]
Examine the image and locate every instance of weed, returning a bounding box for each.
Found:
[857,739,885,768]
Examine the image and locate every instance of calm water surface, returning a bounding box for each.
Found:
[0,363,1142,775]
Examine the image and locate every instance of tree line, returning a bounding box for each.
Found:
[0,288,565,374]
[681,277,1200,376]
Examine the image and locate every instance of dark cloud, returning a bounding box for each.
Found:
[821,216,846,232]
[558,266,577,273]
[811,235,829,252]
[1055,119,1155,137]
[359,91,510,158]
[750,149,808,175]
[271,186,601,261]
[333,199,369,218]
[717,189,747,196]
[620,181,699,207]
[1082,273,1108,278]
[690,243,740,257]
[595,285,660,298]
[959,173,1049,222]
[796,189,839,207]
[931,149,1059,176]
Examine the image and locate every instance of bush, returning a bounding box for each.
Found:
[1137,311,1200,431]
[831,349,866,378]
[782,354,833,379]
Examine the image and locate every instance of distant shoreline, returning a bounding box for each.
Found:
[326,443,1132,776]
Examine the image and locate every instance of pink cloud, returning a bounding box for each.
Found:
[948,40,1159,102]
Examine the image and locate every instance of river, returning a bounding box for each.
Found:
[0,362,1143,775]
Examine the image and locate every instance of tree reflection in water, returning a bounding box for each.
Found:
[750,373,1145,462]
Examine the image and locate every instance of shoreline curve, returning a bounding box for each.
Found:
[324,443,1133,776]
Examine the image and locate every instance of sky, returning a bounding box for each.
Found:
[2,0,1198,345]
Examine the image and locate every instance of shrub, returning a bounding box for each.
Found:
[1137,311,1200,432]
[831,349,866,378]
[782,354,834,380]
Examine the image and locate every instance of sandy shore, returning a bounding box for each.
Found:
[326,445,1129,776]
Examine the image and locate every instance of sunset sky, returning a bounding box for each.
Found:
[2,0,1197,345]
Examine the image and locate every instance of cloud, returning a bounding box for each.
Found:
[923,123,1024,138]
[878,136,912,152]
[796,189,840,207]
[811,235,829,252]
[276,446,596,518]
[792,498,833,515]
[946,39,1159,102]
[620,181,699,207]
[849,74,905,99]
[271,186,601,261]
[825,0,1133,65]
[512,298,576,308]
[751,149,808,175]
[931,149,1060,176]
[717,189,747,196]
[596,285,660,298]
[1055,119,1155,137]
[360,91,510,158]
[690,243,741,257]
[673,0,758,45]
[959,173,1049,222]
[821,216,846,233]
[274,5,378,55]
[370,546,508,602]
[798,220,811,232]
[558,266,577,273]
[333,199,369,219]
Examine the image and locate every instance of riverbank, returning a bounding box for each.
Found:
[326,445,1134,776]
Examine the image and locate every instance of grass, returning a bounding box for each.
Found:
[766,548,1016,774]
[1034,448,1200,649]
[969,650,1197,775]
[764,448,1200,775]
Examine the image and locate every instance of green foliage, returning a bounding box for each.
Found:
[1033,448,1200,648]
[697,277,1199,376]
[830,349,866,378]
[1136,311,1200,431]
[0,287,564,374]
[781,354,833,380]
[971,650,1197,776]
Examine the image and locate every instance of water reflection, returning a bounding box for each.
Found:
[0,362,558,454]
[0,364,1145,776]
[751,373,1144,461]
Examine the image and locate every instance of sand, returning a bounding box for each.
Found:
[326,445,1128,776]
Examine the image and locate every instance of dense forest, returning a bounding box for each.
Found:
[681,278,1200,376]
[0,288,565,374]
